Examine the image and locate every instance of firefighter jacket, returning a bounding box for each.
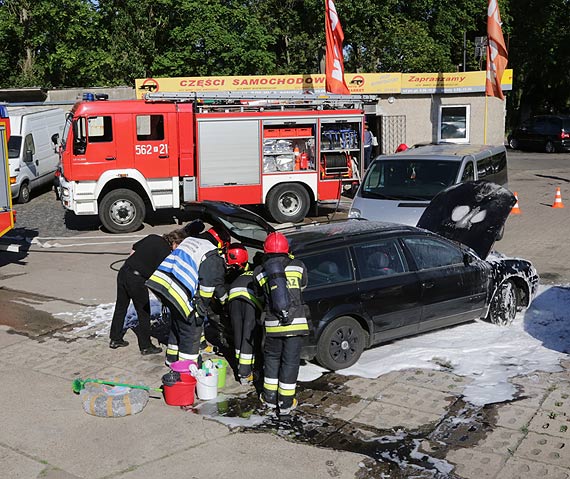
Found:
[228,266,264,313]
[146,236,227,320]
[254,254,309,337]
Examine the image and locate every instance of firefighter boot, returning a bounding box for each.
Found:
[278,398,298,416]
[260,391,277,410]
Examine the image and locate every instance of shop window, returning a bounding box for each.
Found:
[438,105,470,144]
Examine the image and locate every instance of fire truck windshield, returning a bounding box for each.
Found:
[60,113,73,151]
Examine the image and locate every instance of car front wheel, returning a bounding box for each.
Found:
[545,140,556,153]
[487,279,518,326]
[316,317,366,371]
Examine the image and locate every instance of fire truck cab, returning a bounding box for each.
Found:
[59,92,367,233]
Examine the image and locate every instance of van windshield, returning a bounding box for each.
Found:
[361,159,461,201]
[7,135,22,159]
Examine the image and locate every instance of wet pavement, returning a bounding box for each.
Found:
[1,297,568,478]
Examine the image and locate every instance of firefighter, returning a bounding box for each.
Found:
[254,232,308,415]
[146,227,229,365]
[226,243,264,385]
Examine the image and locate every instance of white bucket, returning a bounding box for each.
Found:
[196,370,218,400]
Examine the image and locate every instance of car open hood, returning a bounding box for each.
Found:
[183,201,275,249]
[416,181,516,259]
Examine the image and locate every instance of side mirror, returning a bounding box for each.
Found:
[51,133,59,145]
[24,150,33,163]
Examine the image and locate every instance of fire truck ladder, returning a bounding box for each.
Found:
[145,91,377,111]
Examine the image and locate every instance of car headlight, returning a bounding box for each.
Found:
[348,208,361,219]
[61,187,70,198]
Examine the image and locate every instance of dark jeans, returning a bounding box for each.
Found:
[364,146,373,170]
[263,335,303,408]
[109,266,152,350]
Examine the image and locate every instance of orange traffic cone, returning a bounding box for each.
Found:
[552,187,565,208]
[511,192,521,214]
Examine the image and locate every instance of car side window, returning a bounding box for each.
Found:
[461,161,475,181]
[353,239,407,279]
[403,236,463,270]
[302,249,353,288]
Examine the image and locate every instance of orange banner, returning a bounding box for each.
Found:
[324,0,349,94]
[486,0,508,99]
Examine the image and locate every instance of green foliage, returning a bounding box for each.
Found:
[0,0,564,124]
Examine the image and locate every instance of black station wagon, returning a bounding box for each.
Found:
[186,182,539,371]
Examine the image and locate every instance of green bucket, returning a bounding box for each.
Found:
[214,359,228,389]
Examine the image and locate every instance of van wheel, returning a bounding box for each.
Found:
[545,141,556,153]
[99,189,145,233]
[18,182,31,204]
[266,184,310,224]
[316,317,366,371]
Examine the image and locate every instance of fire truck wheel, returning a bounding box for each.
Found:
[266,184,310,224]
[99,189,146,234]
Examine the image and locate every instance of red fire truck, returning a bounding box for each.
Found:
[58,91,369,233]
[0,105,15,238]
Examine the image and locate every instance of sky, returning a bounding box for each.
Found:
[65,283,570,407]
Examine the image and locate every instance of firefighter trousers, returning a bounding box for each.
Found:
[262,335,303,409]
[109,266,153,350]
[166,306,202,365]
[229,299,259,378]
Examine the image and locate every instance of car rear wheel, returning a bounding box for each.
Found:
[487,279,518,326]
[316,317,366,371]
[545,140,556,153]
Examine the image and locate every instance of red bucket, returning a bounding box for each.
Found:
[163,377,197,406]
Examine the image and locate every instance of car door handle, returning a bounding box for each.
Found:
[105,156,116,161]
[360,292,375,300]
[422,281,435,289]
[158,155,169,158]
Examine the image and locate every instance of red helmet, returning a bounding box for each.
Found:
[207,227,230,251]
[395,143,409,153]
[226,243,248,267]
[264,232,289,254]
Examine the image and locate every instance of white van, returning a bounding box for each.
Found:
[7,107,65,203]
[349,144,509,225]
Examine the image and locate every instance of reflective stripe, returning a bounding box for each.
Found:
[264,377,278,385]
[235,349,240,358]
[228,288,263,310]
[264,381,278,391]
[179,352,199,361]
[278,382,296,396]
[199,289,214,298]
[265,317,307,327]
[240,353,254,360]
[286,265,304,274]
[148,273,192,317]
[201,285,215,293]
[167,344,179,351]
[266,323,309,334]
[219,293,228,303]
[239,357,255,365]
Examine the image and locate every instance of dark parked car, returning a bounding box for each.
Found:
[186,183,539,371]
[508,115,570,153]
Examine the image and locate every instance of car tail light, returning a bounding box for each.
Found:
[560,131,570,139]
